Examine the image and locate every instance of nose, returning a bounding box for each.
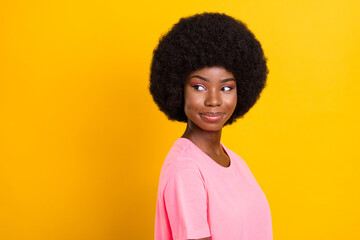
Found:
[205,89,222,106]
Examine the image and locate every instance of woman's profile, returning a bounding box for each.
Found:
[149,12,272,240]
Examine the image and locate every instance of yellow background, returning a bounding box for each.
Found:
[1,0,359,239]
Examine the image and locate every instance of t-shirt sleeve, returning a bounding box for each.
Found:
[163,161,210,240]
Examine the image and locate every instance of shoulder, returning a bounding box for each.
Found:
[159,139,204,188]
[163,138,202,170]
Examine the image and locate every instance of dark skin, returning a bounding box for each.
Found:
[181,66,237,168]
[181,121,230,168]
[180,66,238,240]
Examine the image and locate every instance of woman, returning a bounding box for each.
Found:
[149,12,272,240]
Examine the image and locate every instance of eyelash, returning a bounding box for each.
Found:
[192,85,234,92]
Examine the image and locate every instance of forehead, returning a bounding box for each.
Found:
[187,66,235,82]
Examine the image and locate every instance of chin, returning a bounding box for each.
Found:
[203,127,223,132]
[196,122,225,132]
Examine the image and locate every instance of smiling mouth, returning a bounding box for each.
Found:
[200,113,223,122]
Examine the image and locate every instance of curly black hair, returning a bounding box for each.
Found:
[149,12,268,126]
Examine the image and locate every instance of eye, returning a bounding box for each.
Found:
[222,86,233,92]
[193,85,206,91]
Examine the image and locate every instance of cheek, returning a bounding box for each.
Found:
[225,94,237,110]
[184,93,203,115]
[184,98,200,113]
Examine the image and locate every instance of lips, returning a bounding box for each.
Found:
[200,112,224,122]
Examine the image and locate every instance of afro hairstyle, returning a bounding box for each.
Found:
[149,12,268,126]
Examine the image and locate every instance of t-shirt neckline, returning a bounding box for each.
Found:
[177,137,233,170]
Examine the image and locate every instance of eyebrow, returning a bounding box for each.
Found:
[189,75,235,83]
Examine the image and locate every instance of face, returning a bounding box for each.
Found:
[184,66,237,132]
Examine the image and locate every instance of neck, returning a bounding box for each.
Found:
[181,121,223,155]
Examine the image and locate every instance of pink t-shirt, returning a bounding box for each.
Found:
[155,138,273,240]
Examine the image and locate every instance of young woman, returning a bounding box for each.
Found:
[149,12,272,240]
